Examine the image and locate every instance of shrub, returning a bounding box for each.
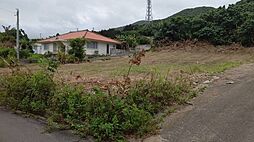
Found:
[0,71,55,115]
[57,51,67,64]
[47,76,195,141]
[20,49,31,59]
[137,36,151,45]
[126,77,195,115]
[0,51,196,141]
[27,54,44,63]
[57,51,79,64]
[0,48,32,59]
[49,85,155,141]
[68,38,86,61]
[38,58,60,73]
[0,47,16,58]
[66,54,79,63]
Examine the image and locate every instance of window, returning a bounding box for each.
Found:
[44,44,49,51]
[87,41,98,49]
[53,43,58,52]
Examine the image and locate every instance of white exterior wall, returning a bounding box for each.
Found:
[85,42,115,55]
[85,43,97,55]
[33,43,57,54]
[47,43,54,54]
[33,43,42,54]
[35,41,116,56]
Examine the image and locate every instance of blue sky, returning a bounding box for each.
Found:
[0,0,240,38]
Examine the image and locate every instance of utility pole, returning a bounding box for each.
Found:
[16,8,20,61]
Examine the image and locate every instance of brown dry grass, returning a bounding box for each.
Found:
[1,44,254,85]
[58,48,254,81]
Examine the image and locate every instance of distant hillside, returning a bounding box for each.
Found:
[110,6,215,31]
[114,20,149,31]
[169,7,215,18]
[132,20,149,26]
[100,0,254,47]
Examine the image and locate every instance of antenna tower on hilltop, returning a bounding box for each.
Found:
[145,0,153,21]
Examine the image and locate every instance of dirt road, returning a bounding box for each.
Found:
[159,64,254,142]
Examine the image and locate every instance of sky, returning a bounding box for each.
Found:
[0,0,240,38]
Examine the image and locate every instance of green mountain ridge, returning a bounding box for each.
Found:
[169,6,215,18]
[100,0,254,47]
[110,6,215,31]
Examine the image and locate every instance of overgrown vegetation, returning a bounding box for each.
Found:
[0,25,47,67]
[0,25,32,51]
[0,51,196,141]
[68,38,86,61]
[100,0,254,47]
[0,71,55,115]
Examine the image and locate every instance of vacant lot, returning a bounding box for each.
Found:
[1,45,254,141]
[1,45,254,83]
[59,47,254,82]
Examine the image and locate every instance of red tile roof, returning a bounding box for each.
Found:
[38,30,121,44]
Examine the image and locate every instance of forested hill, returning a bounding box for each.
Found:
[169,7,215,18]
[101,6,214,34]
[99,0,254,47]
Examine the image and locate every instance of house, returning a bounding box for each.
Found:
[34,30,121,56]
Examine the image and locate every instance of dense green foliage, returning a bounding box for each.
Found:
[0,71,55,115]
[0,25,32,50]
[27,54,45,63]
[0,46,45,67]
[68,38,86,61]
[0,68,194,141]
[49,86,154,141]
[0,26,35,66]
[100,0,254,46]
[0,48,16,58]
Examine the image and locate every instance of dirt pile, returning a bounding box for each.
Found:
[154,40,254,54]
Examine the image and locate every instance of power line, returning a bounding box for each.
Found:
[0,7,16,28]
[0,7,15,24]
[0,7,14,13]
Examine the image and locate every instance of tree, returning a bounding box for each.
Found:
[99,0,254,47]
[238,18,254,46]
[0,25,31,50]
[68,38,86,61]
[117,35,138,49]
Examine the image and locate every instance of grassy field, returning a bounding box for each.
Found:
[1,46,254,82]
[55,48,254,81]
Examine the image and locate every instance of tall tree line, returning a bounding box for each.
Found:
[100,0,254,47]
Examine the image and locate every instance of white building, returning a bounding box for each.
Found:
[34,30,121,56]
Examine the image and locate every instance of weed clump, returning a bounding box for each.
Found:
[46,74,195,141]
[126,77,195,115]
[0,71,55,115]
[48,85,158,141]
[0,52,196,141]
